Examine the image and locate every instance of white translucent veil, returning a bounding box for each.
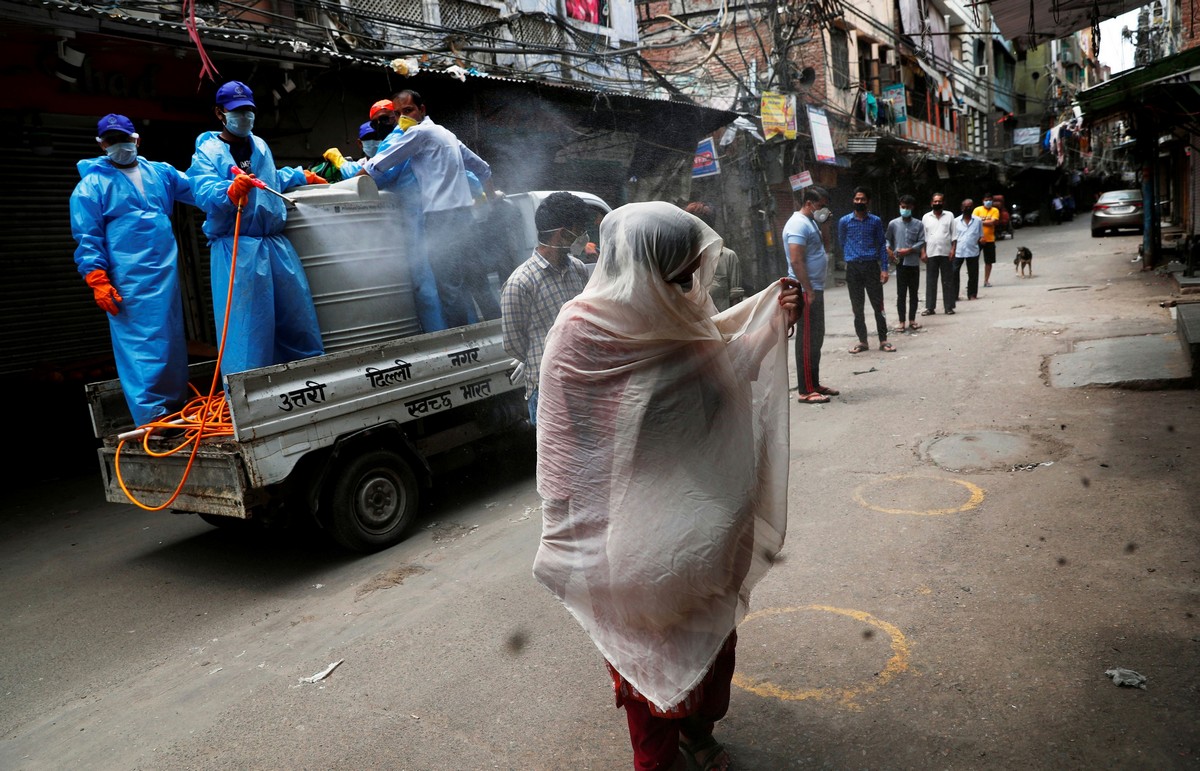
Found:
[533,201,791,711]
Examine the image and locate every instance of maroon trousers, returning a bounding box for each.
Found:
[617,632,737,771]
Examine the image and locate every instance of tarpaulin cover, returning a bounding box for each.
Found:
[533,201,790,711]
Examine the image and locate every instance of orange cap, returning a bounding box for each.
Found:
[369,99,395,119]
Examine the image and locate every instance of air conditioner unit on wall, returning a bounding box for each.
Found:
[1022,145,1039,159]
[975,64,989,78]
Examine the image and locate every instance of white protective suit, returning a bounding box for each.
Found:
[533,201,791,712]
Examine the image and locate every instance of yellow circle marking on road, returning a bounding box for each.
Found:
[733,605,910,711]
[852,474,984,516]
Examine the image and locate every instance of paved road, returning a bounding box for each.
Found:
[1,217,1197,770]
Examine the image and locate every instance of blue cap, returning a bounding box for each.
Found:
[97,113,136,138]
[358,121,377,140]
[215,81,256,110]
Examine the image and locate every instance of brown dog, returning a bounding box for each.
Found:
[1014,246,1033,277]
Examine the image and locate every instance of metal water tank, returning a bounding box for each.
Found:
[284,176,420,353]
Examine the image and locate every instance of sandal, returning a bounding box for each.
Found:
[908,321,922,330]
[848,342,868,354]
[879,341,897,352]
[892,325,907,333]
[680,733,730,771]
[920,309,935,316]
[814,385,840,396]
[797,391,830,404]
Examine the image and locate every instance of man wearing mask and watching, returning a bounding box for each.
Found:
[187,80,327,377]
[500,192,594,426]
[70,113,197,430]
[784,185,838,403]
[838,186,894,354]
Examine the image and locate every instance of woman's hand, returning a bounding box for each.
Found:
[778,278,802,327]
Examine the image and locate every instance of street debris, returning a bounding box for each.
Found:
[1104,668,1147,689]
[852,367,878,376]
[1009,461,1054,472]
[299,660,344,684]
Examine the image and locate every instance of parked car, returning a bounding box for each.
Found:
[1091,189,1144,237]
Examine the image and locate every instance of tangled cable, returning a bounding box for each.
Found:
[115,201,244,511]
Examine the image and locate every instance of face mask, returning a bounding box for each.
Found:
[567,233,590,259]
[854,202,868,213]
[814,207,832,224]
[105,142,138,166]
[900,208,912,218]
[361,139,381,157]
[932,204,943,212]
[962,208,972,216]
[398,116,419,131]
[983,199,993,208]
[224,111,255,138]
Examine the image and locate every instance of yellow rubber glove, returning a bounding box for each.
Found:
[303,169,328,185]
[323,148,346,170]
[85,269,123,315]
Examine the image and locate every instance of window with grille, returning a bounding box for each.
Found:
[510,15,565,48]
[439,0,502,29]
[347,0,424,23]
[830,28,850,89]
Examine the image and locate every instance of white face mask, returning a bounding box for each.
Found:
[361,139,381,157]
[983,199,993,208]
[567,233,590,259]
[105,142,138,166]
[900,208,912,218]
[224,111,255,138]
[813,207,832,224]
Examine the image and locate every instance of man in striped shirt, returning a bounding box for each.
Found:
[501,192,594,426]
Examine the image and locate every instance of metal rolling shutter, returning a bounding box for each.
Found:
[0,114,111,378]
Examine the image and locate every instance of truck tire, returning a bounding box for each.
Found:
[327,449,419,552]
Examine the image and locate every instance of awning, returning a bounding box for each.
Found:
[985,0,1143,45]
[1077,45,1200,121]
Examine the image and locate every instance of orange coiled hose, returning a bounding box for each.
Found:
[116,200,244,511]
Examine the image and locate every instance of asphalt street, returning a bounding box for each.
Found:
[1,215,1196,770]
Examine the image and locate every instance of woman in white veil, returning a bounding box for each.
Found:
[534,201,800,770]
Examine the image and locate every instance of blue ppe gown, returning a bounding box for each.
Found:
[70,156,196,428]
[187,132,324,376]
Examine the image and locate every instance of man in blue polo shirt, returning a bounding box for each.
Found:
[837,186,894,353]
[783,185,838,403]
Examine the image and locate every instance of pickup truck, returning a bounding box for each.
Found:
[86,180,612,552]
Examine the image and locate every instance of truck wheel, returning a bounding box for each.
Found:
[327,449,419,553]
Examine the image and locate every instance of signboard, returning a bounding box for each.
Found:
[693,136,720,178]
[881,83,907,124]
[806,106,837,164]
[789,171,813,191]
[761,92,797,140]
[1014,127,1041,145]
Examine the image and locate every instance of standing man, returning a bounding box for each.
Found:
[838,186,895,353]
[885,194,925,333]
[783,185,838,403]
[951,198,983,302]
[685,201,744,311]
[973,193,1000,289]
[921,192,956,316]
[187,80,327,376]
[500,192,593,426]
[361,89,494,327]
[70,113,196,428]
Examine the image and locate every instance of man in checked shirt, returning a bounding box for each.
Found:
[501,192,595,426]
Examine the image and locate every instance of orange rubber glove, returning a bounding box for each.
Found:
[85,269,123,315]
[303,169,328,185]
[227,174,257,205]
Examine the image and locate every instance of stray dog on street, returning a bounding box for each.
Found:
[1014,246,1033,277]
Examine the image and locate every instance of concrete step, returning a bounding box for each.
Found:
[1177,302,1200,382]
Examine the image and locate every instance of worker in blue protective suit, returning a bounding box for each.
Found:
[69,113,196,429]
[187,80,327,376]
[323,105,450,332]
